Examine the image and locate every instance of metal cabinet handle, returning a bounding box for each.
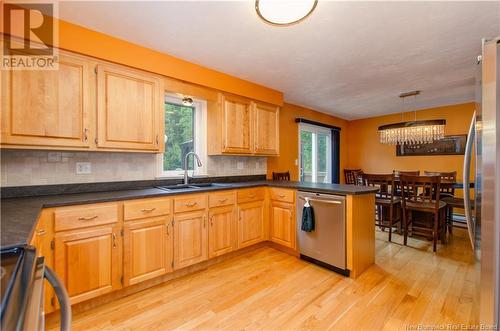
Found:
[248,194,255,198]
[166,223,169,235]
[140,208,156,212]
[185,202,198,207]
[156,134,159,146]
[278,194,286,198]
[219,198,228,203]
[78,215,98,221]
[36,229,46,236]
[203,216,207,228]
[83,128,88,143]
[210,216,214,227]
[112,233,117,248]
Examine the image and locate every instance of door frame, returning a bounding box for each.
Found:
[298,122,333,183]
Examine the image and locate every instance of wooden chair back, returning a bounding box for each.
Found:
[272,171,290,181]
[393,170,420,177]
[344,169,363,185]
[400,175,442,211]
[362,174,396,201]
[424,171,456,196]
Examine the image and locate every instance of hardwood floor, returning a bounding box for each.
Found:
[46,228,479,330]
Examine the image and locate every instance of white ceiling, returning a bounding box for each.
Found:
[59,1,500,120]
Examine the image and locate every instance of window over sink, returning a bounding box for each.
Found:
[158,94,207,177]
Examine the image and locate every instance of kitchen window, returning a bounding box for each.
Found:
[158,95,207,177]
[298,122,340,183]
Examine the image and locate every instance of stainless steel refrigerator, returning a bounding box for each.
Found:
[463,36,500,326]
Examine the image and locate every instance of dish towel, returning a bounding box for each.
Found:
[301,197,315,232]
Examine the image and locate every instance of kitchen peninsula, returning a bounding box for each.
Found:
[1,178,377,312]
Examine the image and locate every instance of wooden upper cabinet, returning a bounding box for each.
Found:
[54,223,122,305]
[253,102,279,156]
[123,216,173,286]
[1,51,92,148]
[208,93,280,156]
[221,94,253,154]
[96,64,162,151]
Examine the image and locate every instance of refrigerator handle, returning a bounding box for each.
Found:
[463,111,476,249]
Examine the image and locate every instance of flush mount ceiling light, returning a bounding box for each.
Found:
[378,91,446,145]
[255,0,318,26]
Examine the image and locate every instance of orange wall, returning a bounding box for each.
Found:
[347,103,475,188]
[2,16,283,106]
[267,103,349,182]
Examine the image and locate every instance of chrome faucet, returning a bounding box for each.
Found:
[183,152,203,185]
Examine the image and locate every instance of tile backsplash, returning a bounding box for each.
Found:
[0,150,267,187]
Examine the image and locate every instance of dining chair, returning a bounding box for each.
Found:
[344,169,364,185]
[393,170,420,196]
[399,174,447,252]
[272,171,290,181]
[424,171,457,234]
[362,173,401,242]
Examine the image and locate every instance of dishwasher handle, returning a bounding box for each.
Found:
[44,267,71,331]
[298,196,342,205]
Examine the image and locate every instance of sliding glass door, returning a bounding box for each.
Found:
[299,123,332,183]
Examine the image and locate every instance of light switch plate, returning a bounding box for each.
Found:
[76,162,91,174]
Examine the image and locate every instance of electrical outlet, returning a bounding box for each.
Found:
[76,162,91,174]
[237,161,244,170]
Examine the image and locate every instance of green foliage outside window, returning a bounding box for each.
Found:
[163,103,194,171]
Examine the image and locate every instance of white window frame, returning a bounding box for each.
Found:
[157,94,207,178]
[298,123,332,183]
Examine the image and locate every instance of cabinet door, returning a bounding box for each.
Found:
[221,94,253,154]
[1,51,92,148]
[237,201,265,248]
[208,206,235,258]
[96,64,161,151]
[54,224,122,305]
[270,202,295,249]
[123,217,173,286]
[173,210,208,269]
[253,102,279,155]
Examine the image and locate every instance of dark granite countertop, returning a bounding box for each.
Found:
[1,180,377,248]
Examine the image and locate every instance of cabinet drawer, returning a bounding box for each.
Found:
[237,188,266,203]
[124,197,171,221]
[209,191,236,208]
[54,203,118,232]
[174,194,207,213]
[269,188,295,203]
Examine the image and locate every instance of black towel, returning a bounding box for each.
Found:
[301,205,315,232]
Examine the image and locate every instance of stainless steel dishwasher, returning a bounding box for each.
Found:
[296,191,348,276]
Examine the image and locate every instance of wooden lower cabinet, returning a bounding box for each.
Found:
[237,201,265,248]
[270,201,296,249]
[123,216,173,286]
[208,206,235,258]
[54,223,122,305]
[173,210,208,270]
